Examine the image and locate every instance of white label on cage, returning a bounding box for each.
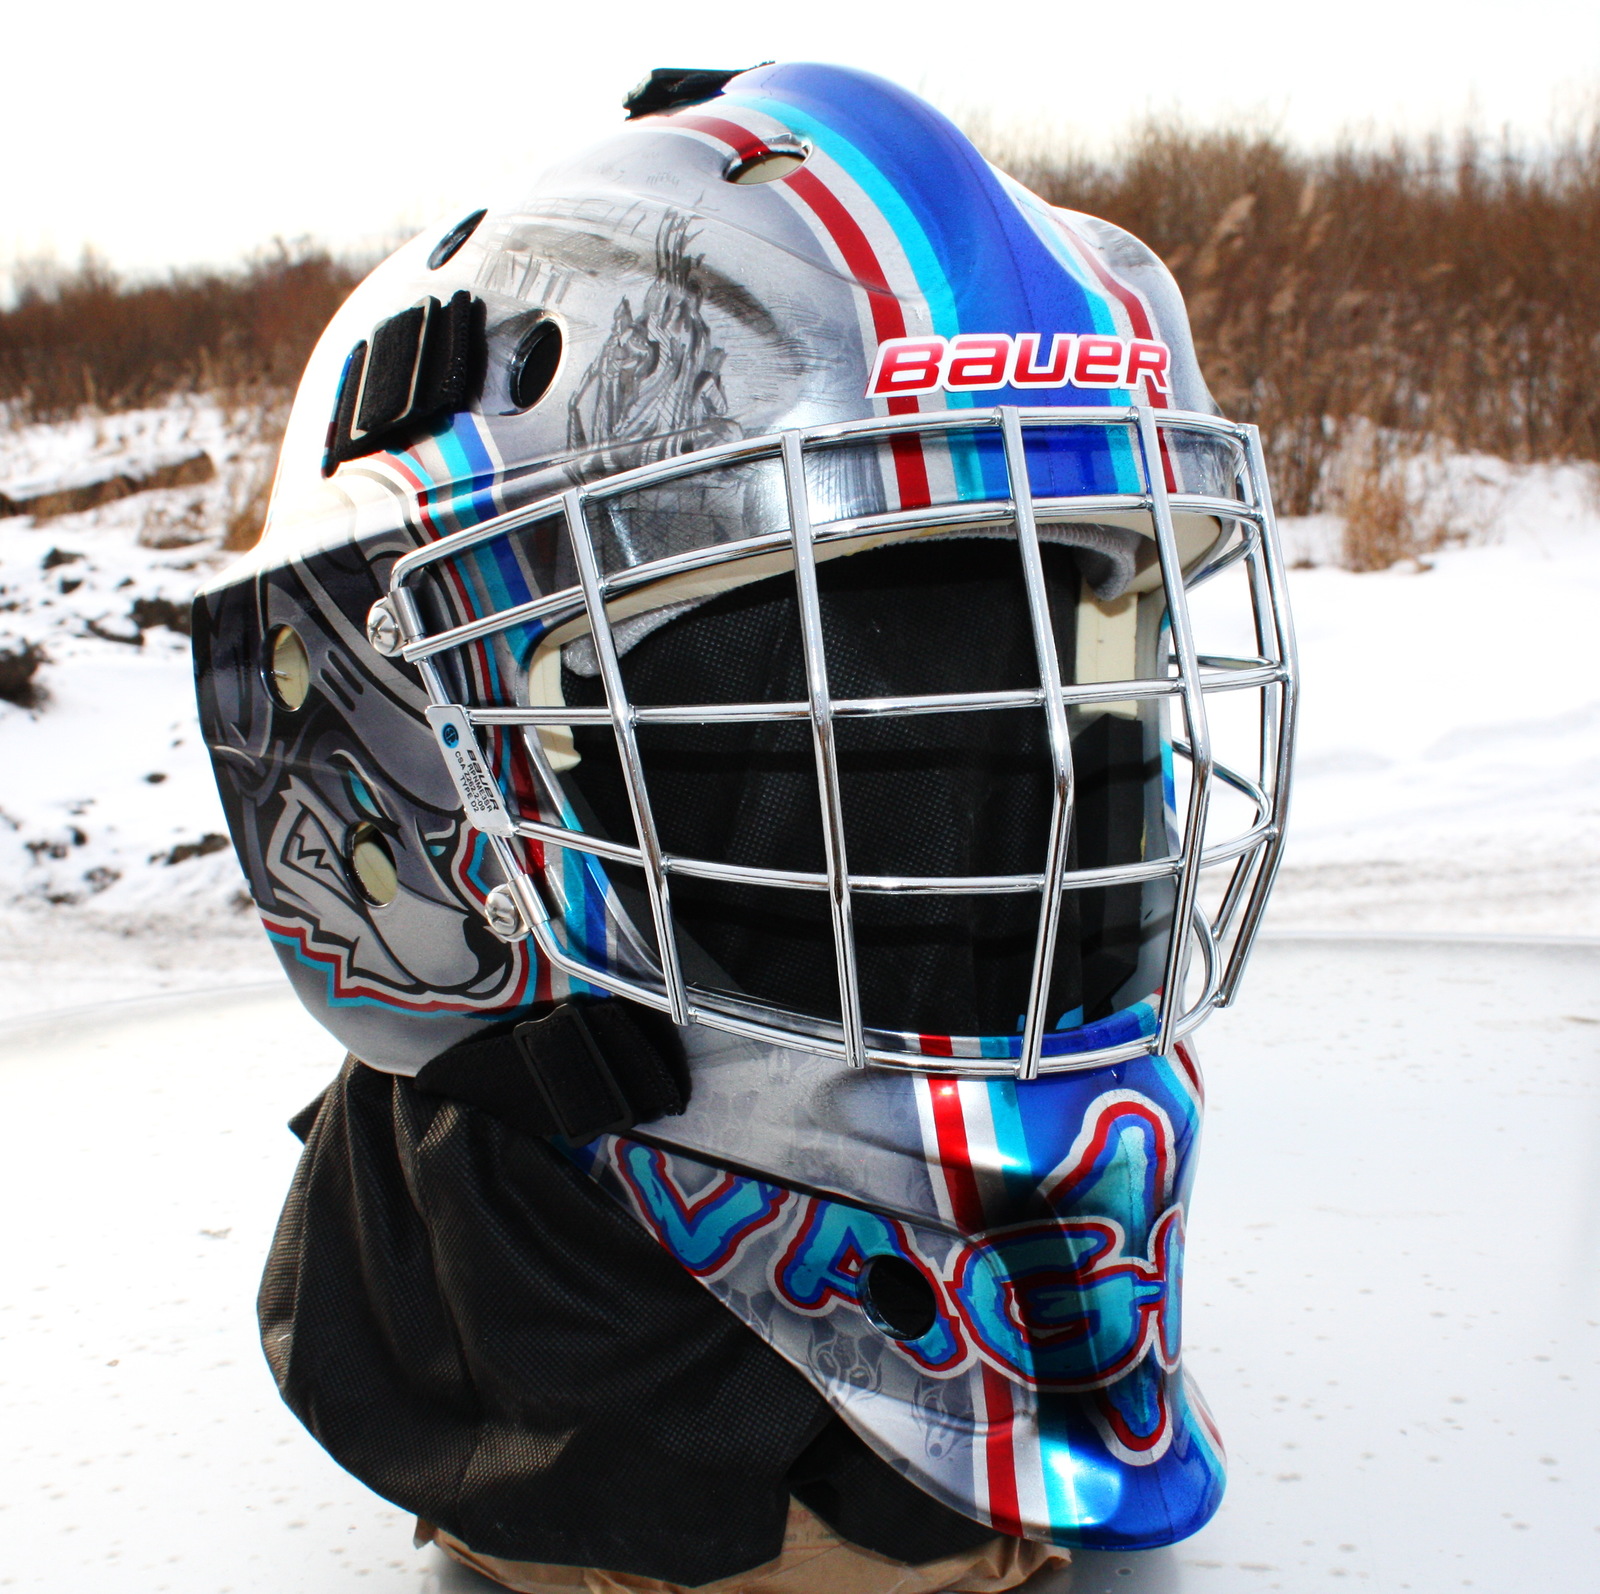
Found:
[426,705,514,837]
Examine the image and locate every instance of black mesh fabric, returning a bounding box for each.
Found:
[261,1057,999,1583]
[562,539,1161,1037]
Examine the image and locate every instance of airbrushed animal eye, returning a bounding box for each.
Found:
[264,625,310,710]
[342,768,386,824]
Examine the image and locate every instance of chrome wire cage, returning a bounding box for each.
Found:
[375,405,1298,1079]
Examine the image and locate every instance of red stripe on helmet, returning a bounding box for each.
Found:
[667,114,932,511]
[981,1363,1025,1535]
[924,1078,986,1232]
[669,113,772,164]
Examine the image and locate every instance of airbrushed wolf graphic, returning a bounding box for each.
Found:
[193,556,540,1036]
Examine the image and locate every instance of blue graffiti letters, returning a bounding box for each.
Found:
[615,1142,789,1278]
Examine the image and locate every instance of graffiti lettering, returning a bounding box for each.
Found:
[615,1142,789,1278]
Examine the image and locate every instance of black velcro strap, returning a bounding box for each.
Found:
[413,1000,688,1143]
[355,302,429,436]
[323,291,485,474]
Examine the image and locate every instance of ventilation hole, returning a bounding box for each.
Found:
[428,209,486,270]
[727,148,808,185]
[859,1254,938,1342]
[264,625,310,711]
[510,320,564,410]
[348,824,398,906]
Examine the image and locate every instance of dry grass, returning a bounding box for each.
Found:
[9,126,1600,564]
[1334,431,1426,572]
[0,243,364,422]
[997,119,1600,516]
[221,431,282,551]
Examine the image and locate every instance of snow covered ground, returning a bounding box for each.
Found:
[1261,454,1600,937]
[0,400,283,1014]
[0,407,1595,1588]
[0,404,1596,1020]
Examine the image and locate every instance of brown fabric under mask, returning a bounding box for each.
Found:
[420,1497,1069,1594]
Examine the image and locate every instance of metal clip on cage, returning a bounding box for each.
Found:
[379,405,1298,1079]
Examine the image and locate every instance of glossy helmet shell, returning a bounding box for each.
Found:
[195,63,1296,1548]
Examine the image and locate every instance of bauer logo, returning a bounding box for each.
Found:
[866,333,1171,397]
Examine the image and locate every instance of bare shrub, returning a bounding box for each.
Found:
[220,403,287,551]
[1333,430,1421,571]
[222,467,276,552]
[0,636,46,705]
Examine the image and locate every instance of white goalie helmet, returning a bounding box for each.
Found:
[197,60,1297,1552]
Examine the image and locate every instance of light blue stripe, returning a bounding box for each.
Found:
[984,1079,1039,1207]
[739,94,960,336]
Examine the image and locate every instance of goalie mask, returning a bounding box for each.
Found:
[196,63,1297,1552]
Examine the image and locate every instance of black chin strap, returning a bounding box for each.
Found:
[414,1001,690,1142]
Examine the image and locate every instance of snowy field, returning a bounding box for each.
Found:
[1262,454,1600,938]
[0,401,283,1015]
[1,402,1596,1018]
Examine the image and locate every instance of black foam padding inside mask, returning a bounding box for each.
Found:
[561,540,1161,1040]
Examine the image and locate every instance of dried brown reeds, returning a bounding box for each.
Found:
[1333,428,1428,572]
[220,406,286,551]
[0,242,364,422]
[998,119,1600,517]
[8,121,1600,563]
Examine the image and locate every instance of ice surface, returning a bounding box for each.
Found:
[1,939,1594,1591]
[1059,936,1600,1592]
[0,985,498,1593]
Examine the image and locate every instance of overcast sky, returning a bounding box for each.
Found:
[6,0,1599,284]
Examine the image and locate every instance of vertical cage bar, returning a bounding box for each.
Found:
[1217,424,1299,1004]
[1209,443,1272,953]
[1138,408,1213,1054]
[561,488,691,1026]
[1002,408,1077,1083]
[781,431,868,1068]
